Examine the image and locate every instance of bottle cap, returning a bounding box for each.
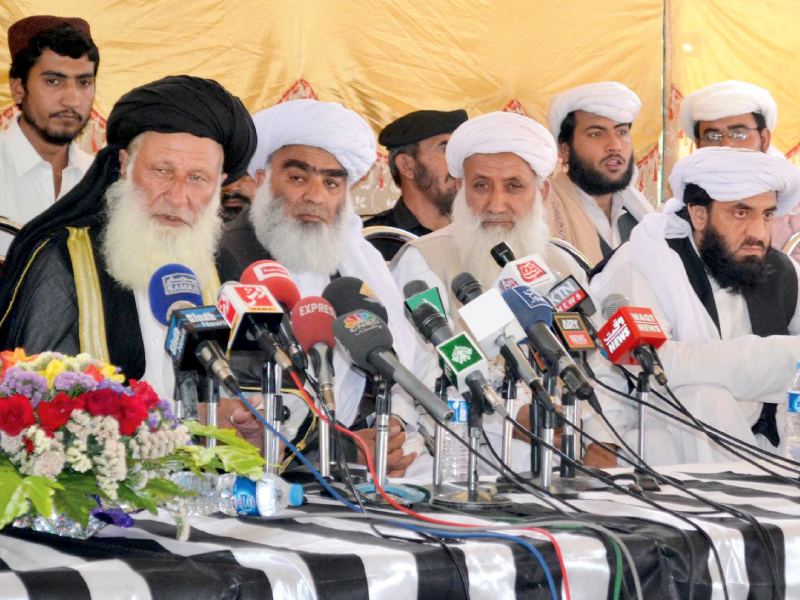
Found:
[288,483,304,507]
[797,362,800,369]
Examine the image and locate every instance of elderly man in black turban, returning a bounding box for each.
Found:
[0,75,256,398]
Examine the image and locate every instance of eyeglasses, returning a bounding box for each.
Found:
[700,127,761,144]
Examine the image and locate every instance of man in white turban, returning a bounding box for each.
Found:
[679,80,800,263]
[217,99,435,478]
[545,82,654,266]
[392,111,612,471]
[588,147,800,466]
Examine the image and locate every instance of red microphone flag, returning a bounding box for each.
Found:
[598,306,667,365]
[240,260,302,309]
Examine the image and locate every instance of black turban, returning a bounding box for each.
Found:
[0,75,256,317]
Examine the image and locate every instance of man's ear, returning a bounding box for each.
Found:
[454,177,463,191]
[760,128,772,153]
[9,77,24,105]
[255,168,266,187]
[540,178,551,199]
[119,149,130,178]
[395,153,416,181]
[559,141,571,163]
[687,203,709,232]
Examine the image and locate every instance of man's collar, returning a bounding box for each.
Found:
[392,196,432,233]
[7,116,47,177]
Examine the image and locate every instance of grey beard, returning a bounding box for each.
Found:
[249,179,349,276]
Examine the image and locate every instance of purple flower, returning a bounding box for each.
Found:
[157,399,176,423]
[146,412,160,430]
[98,379,126,393]
[53,371,99,394]
[0,368,48,407]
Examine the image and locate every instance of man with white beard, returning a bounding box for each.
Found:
[391,111,614,470]
[216,99,434,478]
[0,75,256,400]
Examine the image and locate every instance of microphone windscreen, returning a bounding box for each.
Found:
[490,241,516,267]
[322,276,389,323]
[403,280,429,299]
[291,296,337,353]
[411,301,450,345]
[240,260,302,309]
[148,264,203,326]
[332,310,393,373]
[601,293,629,320]
[451,272,484,305]
[502,286,554,328]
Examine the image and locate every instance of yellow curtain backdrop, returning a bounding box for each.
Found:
[5,1,799,208]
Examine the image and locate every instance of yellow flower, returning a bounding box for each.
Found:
[100,363,125,383]
[0,348,30,368]
[39,359,66,388]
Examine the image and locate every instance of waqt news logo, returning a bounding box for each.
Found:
[516,260,545,283]
[343,311,380,334]
[630,311,662,334]
[163,273,201,297]
[603,316,630,354]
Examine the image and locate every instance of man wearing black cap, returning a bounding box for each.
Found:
[0,16,99,255]
[363,109,467,260]
[0,76,256,400]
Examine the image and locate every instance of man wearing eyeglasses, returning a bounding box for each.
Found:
[679,80,800,261]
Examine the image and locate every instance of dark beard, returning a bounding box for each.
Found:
[20,99,86,146]
[414,160,456,216]
[567,145,635,196]
[699,222,773,294]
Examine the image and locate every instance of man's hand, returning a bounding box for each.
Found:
[512,405,563,449]
[353,417,417,478]
[227,395,266,451]
[583,442,618,469]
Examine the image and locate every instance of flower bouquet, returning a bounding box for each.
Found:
[0,350,264,538]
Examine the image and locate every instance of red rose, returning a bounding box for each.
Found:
[118,396,148,436]
[37,393,85,433]
[0,395,37,436]
[128,379,161,410]
[83,389,122,418]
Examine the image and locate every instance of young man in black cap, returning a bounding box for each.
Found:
[364,109,467,260]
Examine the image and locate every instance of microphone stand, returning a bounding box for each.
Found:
[262,359,283,474]
[501,367,516,466]
[540,374,557,489]
[631,348,661,491]
[205,376,219,449]
[432,376,448,489]
[318,402,332,479]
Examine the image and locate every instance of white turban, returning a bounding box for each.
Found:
[446,111,557,180]
[668,147,800,216]
[679,80,777,143]
[546,82,641,142]
[248,99,376,184]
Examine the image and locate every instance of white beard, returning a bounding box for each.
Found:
[249,171,349,276]
[100,174,223,292]
[450,186,550,288]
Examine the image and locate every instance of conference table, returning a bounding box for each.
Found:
[0,462,797,600]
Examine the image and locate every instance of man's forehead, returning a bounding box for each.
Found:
[574,110,629,129]
[31,48,95,76]
[698,113,758,130]
[712,190,778,209]
[272,144,344,171]
[464,151,536,178]
[137,131,223,164]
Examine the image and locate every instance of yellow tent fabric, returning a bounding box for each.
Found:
[1,1,797,209]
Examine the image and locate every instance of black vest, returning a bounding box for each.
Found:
[598,208,639,258]
[666,236,798,447]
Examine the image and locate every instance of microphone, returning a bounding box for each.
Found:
[547,275,608,358]
[322,276,389,323]
[552,312,597,354]
[500,285,594,400]
[403,279,446,318]
[332,310,454,423]
[451,272,553,410]
[490,241,557,294]
[216,282,298,375]
[291,296,338,414]
[149,266,241,395]
[240,260,307,372]
[599,294,668,384]
[409,302,507,417]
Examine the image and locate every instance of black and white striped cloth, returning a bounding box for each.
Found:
[0,462,798,600]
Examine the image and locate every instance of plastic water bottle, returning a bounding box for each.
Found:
[441,397,470,482]
[169,471,304,516]
[786,362,800,461]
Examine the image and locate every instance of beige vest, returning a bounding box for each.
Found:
[544,171,605,266]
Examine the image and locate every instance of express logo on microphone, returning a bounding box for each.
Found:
[343,311,380,334]
[297,302,336,318]
[516,260,546,283]
[163,273,201,296]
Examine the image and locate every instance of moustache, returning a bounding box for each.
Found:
[740,238,767,250]
[221,191,251,204]
[50,110,83,120]
[601,153,627,164]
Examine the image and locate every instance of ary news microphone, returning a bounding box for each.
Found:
[599,294,668,384]
[291,296,338,415]
[149,265,241,396]
[501,285,594,400]
[546,275,607,357]
[217,282,299,376]
[240,260,306,372]
[403,279,446,318]
[322,276,389,324]
[490,241,557,295]
[451,272,554,410]
[552,312,597,354]
[332,310,454,423]
[410,302,507,417]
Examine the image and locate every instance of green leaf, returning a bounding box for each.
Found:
[18,476,61,517]
[0,470,27,528]
[52,472,106,527]
[117,483,158,516]
[214,446,265,479]
[143,477,194,502]
[0,455,16,473]
[176,445,219,468]
[184,420,259,451]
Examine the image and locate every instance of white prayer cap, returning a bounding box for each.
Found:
[248,99,376,184]
[668,147,800,216]
[679,80,777,143]
[547,82,641,142]
[446,111,557,180]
